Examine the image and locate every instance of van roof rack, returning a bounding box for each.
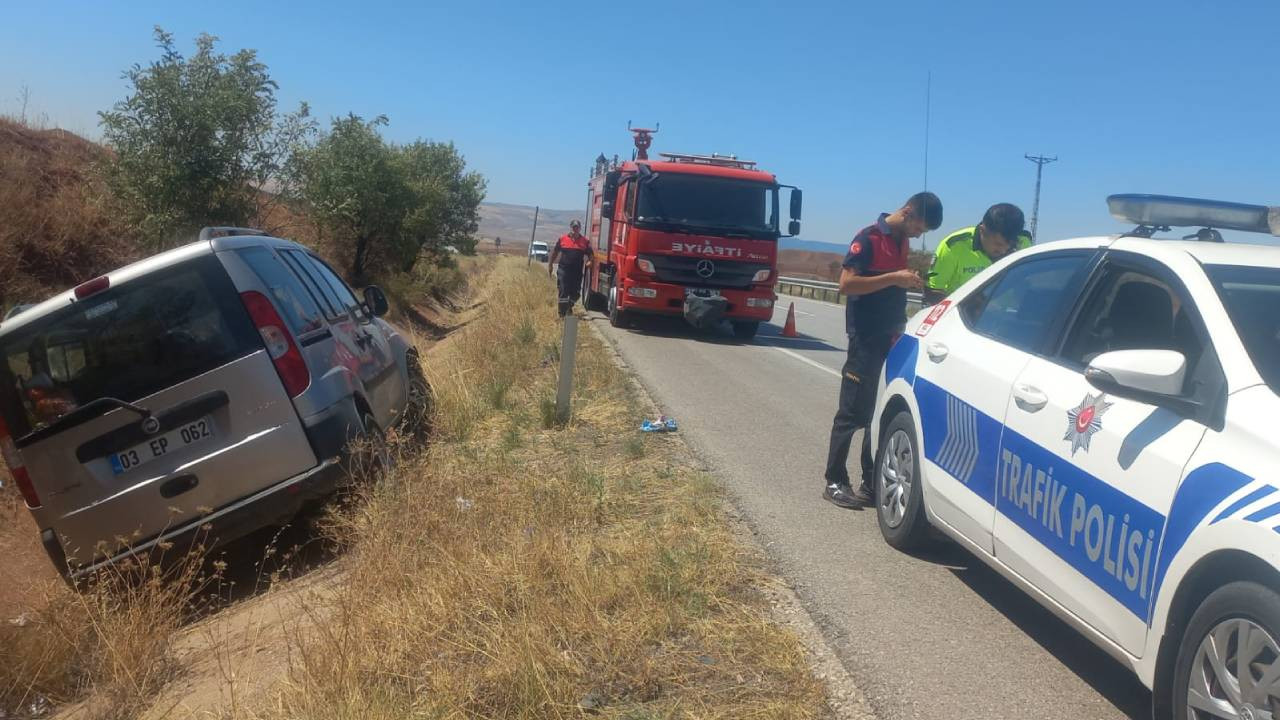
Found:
[656,152,757,170]
[199,226,267,241]
[1108,194,1280,240]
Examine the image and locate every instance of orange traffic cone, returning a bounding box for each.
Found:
[782,301,798,338]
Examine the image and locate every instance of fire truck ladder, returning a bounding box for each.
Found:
[656,152,757,170]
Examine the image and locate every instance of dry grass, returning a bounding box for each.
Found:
[0,257,826,719]
[234,257,827,718]
[0,536,236,720]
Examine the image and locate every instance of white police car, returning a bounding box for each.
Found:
[869,195,1280,719]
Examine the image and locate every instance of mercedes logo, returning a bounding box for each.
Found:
[695,259,715,279]
[142,416,161,436]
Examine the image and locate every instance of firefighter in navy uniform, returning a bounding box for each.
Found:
[548,219,593,317]
[823,192,942,509]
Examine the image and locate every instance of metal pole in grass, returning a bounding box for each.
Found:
[527,206,540,267]
[555,314,578,422]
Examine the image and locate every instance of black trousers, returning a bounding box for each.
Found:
[555,260,586,299]
[556,262,584,315]
[824,332,894,489]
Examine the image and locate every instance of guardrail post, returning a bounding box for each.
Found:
[555,314,578,423]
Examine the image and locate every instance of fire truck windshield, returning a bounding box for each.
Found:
[635,174,777,238]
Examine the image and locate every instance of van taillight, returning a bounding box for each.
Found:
[238,291,310,397]
[0,417,39,508]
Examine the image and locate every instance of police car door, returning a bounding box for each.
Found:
[995,252,1220,656]
[913,251,1095,554]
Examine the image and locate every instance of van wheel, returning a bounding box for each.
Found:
[608,280,630,328]
[347,410,391,482]
[876,409,929,550]
[401,361,433,440]
[732,321,759,340]
[1172,580,1280,719]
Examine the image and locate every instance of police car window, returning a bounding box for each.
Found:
[969,254,1088,353]
[1207,264,1280,395]
[1061,268,1207,394]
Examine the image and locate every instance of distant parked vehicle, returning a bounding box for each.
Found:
[0,227,430,580]
[529,241,549,263]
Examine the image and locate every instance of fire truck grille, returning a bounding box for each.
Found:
[642,254,769,289]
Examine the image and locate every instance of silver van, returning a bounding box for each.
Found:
[0,228,428,579]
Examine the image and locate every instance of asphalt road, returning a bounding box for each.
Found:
[593,294,1151,720]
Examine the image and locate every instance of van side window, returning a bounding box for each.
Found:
[236,247,325,334]
[301,255,363,316]
[281,249,344,319]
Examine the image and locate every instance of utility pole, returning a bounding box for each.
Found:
[921,71,931,251]
[526,206,539,267]
[1024,154,1058,243]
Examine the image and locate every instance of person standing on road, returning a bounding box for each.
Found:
[824,192,942,509]
[923,203,1030,304]
[548,219,593,317]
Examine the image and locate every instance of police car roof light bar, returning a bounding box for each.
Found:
[1108,194,1280,238]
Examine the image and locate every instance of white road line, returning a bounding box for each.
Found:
[772,346,841,378]
[777,307,815,317]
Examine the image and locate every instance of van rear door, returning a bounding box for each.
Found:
[0,254,317,569]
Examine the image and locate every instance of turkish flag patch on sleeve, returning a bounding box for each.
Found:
[849,240,862,255]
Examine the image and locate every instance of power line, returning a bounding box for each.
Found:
[1024,153,1058,243]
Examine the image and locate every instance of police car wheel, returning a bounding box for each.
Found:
[876,410,928,550]
[1172,580,1280,720]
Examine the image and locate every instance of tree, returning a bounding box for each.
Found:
[99,27,309,249]
[396,141,487,269]
[296,114,412,279]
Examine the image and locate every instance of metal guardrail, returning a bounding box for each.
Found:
[776,276,925,315]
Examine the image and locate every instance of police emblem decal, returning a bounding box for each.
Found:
[1064,392,1112,456]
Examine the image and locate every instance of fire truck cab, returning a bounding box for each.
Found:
[581,129,801,340]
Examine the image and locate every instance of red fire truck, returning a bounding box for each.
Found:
[579,128,801,339]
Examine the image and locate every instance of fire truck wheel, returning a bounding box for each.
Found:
[608,282,630,328]
[582,272,605,312]
[732,321,759,340]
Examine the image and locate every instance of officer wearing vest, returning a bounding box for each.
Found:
[924,203,1031,305]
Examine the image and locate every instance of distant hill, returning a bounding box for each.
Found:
[779,237,848,253]
[477,202,583,250]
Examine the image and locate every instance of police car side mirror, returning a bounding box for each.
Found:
[1085,349,1193,411]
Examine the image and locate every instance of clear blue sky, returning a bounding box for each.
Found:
[3,0,1277,249]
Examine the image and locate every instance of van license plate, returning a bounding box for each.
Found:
[110,417,215,475]
[685,288,720,298]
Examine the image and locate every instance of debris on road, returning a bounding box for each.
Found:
[640,415,678,433]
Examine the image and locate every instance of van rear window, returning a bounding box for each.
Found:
[0,256,260,437]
